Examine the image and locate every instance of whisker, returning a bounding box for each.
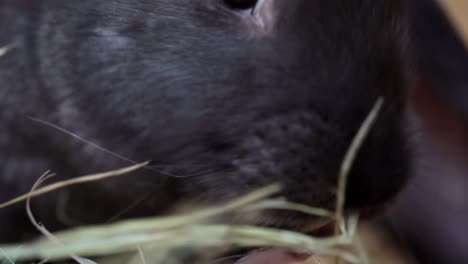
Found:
[29,116,141,165]
[28,116,224,178]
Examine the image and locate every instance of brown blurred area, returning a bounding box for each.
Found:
[381,0,468,263]
[383,76,468,264]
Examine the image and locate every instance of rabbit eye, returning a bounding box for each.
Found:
[224,0,258,13]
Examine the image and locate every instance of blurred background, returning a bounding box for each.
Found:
[368,0,468,263]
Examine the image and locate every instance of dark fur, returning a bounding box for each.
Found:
[0,0,411,243]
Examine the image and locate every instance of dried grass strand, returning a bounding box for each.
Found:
[25,172,96,264]
[334,98,384,233]
[0,162,149,209]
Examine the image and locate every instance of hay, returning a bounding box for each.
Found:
[0,188,360,263]
[334,98,384,234]
[25,172,96,264]
[0,99,384,264]
[0,163,150,209]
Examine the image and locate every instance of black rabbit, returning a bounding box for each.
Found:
[0,0,412,243]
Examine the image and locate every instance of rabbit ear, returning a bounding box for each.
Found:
[438,0,468,48]
[243,0,305,36]
[252,0,281,32]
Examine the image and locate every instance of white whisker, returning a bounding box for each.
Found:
[28,116,141,165]
[28,116,221,178]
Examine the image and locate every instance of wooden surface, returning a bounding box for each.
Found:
[438,0,468,48]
